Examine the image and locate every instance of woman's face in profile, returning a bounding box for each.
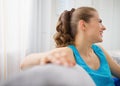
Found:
[84,11,106,43]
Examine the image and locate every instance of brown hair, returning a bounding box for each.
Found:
[54,7,97,48]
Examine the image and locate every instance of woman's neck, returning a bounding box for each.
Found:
[74,35,93,56]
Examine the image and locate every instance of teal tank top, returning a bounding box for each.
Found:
[68,44,115,86]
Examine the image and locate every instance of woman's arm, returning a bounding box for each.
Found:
[20,47,76,70]
[20,52,48,70]
[99,45,120,78]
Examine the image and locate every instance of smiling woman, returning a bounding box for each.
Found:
[1,0,120,85]
[20,6,120,86]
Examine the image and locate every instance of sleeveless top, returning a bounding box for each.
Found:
[68,44,115,86]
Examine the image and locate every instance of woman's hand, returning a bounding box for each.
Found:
[40,47,76,67]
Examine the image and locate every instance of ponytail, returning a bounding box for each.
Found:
[54,8,75,48]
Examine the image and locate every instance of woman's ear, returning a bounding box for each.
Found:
[78,20,86,31]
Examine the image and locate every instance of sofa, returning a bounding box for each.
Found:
[0,64,95,86]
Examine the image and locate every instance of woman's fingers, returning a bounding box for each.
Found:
[39,50,76,67]
[40,57,51,65]
[57,57,75,67]
[40,55,75,67]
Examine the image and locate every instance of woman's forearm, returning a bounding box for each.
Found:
[20,53,46,70]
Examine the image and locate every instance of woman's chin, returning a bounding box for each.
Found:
[98,39,103,42]
[95,39,103,43]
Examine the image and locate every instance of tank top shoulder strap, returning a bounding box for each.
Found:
[68,45,86,66]
[91,44,108,64]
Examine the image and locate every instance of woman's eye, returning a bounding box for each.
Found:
[99,19,102,23]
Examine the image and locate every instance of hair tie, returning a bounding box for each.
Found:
[69,8,75,16]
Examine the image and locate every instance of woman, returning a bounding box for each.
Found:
[20,7,120,86]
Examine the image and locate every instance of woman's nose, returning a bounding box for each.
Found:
[102,24,106,30]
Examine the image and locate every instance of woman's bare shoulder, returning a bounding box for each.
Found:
[49,47,73,57]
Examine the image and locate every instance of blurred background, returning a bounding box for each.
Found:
[0,0,120,81]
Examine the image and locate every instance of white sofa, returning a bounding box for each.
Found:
[1,64,95,86]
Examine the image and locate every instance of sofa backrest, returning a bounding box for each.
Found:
[1,64,95,86]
